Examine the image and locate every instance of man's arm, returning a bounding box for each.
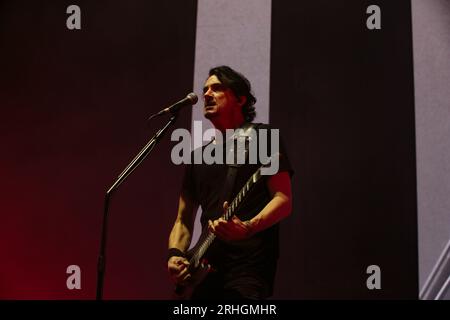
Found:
[248,170,292,234]
[208,171,292,241]
[169,192,198,251]
[167,192,198,284]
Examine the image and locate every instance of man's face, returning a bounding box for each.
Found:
[202,75,240,120]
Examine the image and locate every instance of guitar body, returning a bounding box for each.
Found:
[173,259,210,300]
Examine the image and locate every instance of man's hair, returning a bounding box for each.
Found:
[208,66,256,122]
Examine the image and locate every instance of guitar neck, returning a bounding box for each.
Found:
[223,167,262,220]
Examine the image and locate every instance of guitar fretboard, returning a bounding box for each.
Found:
[188,166,263,268]
[224,169,261,221]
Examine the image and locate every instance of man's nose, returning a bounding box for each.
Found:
[204,88,213,99]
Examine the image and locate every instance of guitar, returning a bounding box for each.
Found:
[174,161,269,299]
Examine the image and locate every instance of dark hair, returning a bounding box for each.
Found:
[208,66,257,122]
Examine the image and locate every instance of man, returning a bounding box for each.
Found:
[167,66,293,299]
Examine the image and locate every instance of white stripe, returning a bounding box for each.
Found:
[190,0,272,247]
[412,0,450,296]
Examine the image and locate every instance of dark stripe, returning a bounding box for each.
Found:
[270,0,418,299]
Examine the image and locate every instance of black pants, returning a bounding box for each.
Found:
[190,271,271,300]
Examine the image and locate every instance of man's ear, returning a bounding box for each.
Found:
[237,96,247,107]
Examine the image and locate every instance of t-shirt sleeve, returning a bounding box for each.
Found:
[256,123,294,178]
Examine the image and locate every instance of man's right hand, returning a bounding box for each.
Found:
[167,256,191,285]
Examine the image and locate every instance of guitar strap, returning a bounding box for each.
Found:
[218,163,239,213]
[217,122,261,212]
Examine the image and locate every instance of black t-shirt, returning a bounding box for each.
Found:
[181,123,293,292]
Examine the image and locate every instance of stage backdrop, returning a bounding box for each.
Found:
[0,0,418,299]
[270,0,417,299]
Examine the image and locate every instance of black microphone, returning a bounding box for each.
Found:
[148,93,198,120]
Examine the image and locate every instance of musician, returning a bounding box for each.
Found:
[167,66,293,299]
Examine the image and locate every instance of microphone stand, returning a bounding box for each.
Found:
[96,113,178,300]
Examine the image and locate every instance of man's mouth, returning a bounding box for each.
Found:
[205,101,216,109]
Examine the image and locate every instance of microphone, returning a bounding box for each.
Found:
[148,93,198,120]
